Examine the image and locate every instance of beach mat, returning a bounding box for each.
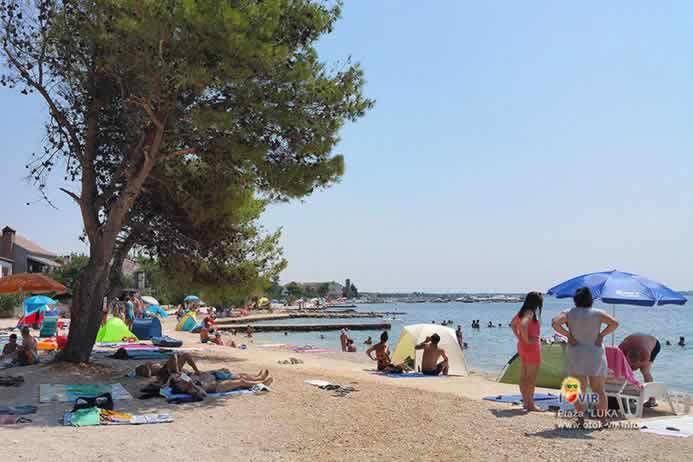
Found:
[370,372,446,378]
[0,405,37,415]
[40,383,133,403]
[292,348,330,353]
[63,410,174,426]
[160,385,270,403]
[640,416,693,438]
[483,393,558,403]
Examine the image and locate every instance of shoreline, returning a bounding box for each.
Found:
[1,316,691,461]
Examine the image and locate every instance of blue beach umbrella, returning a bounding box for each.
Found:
[547,270,687,344]
[23,295,58,315]
[184,295,200,303]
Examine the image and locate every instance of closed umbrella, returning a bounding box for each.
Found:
[547,270,687,344]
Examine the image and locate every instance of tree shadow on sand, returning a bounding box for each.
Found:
[0,352,265,430]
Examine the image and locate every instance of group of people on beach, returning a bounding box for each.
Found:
[0,327,37,366]
[136,352,273,401]
[364,330,450,376]
[511,288,677,428]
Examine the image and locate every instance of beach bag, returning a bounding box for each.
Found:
[72,393,114,412]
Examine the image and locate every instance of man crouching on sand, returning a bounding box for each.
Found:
[415,334,449,376]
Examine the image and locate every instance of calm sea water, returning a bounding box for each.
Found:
[250,299,693,393]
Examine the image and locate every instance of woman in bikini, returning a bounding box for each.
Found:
[510,291,544,412]
[366,331,409,373]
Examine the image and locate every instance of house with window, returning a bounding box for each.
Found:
[0,226,61,277]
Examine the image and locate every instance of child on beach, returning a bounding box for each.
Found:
[510,291,543,413]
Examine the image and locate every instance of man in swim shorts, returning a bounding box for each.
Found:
[619,333,660,406]
[415,334,449,376]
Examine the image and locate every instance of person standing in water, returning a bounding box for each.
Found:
[511,291,544,413]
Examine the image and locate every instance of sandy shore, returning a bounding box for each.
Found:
[1,316,691,462]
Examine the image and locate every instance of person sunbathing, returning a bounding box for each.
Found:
[16,327,37,366]
[1,333,17,358]
[136,352,201,379]
[168,369,273,399]
[415,334,449,376]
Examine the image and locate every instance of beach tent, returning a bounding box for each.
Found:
[131,317,162,340]
[176,312,197,332]
[497,343,567,389]
[17,310,44,329]
[145,305,168,318]
[96,318,137,343]
[391,324,469,376]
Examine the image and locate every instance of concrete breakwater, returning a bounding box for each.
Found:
[216,310,403,325]
[217,322,391,333]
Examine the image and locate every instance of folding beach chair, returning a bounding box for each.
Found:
[604,346,676,419]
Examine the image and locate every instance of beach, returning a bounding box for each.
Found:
[1,315,692,462]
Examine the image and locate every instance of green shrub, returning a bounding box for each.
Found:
[0,294,22,318]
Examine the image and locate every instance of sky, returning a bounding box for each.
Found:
[2,2,693,293]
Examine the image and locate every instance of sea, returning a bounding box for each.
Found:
[250,298,693,393]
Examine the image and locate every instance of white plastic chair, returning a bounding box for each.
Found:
[605,373,676,419]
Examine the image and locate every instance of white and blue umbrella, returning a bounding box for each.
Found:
[547,270,687,344]
[184,295,200,303]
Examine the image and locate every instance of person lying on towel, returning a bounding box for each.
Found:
[415,334,449,376]
[135,352,201,380]
[166,369,274,400]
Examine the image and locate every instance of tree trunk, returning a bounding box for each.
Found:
[59,257,110,363]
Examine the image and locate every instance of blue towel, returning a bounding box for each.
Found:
[0,405,38,415]
[370,372,444,378]
[160,386,260,403]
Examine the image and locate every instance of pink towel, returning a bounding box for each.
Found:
[605,346,642,389]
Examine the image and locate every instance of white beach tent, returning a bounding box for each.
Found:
[391,324,469,376]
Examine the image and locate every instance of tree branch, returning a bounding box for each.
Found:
[60,187,81,204]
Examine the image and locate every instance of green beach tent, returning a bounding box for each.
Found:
[497,343,567,389]
[96,318,137,343]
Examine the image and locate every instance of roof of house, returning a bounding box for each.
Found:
[14,234,57,258]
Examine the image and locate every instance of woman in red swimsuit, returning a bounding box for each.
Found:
[511,291,544,412]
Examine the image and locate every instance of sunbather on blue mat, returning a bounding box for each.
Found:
[165,369,273,401]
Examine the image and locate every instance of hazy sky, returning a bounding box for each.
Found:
[2,2,693,292]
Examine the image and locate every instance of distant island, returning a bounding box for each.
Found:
[356,293,525,304]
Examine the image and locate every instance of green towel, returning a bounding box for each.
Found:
[70,407,100,427]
